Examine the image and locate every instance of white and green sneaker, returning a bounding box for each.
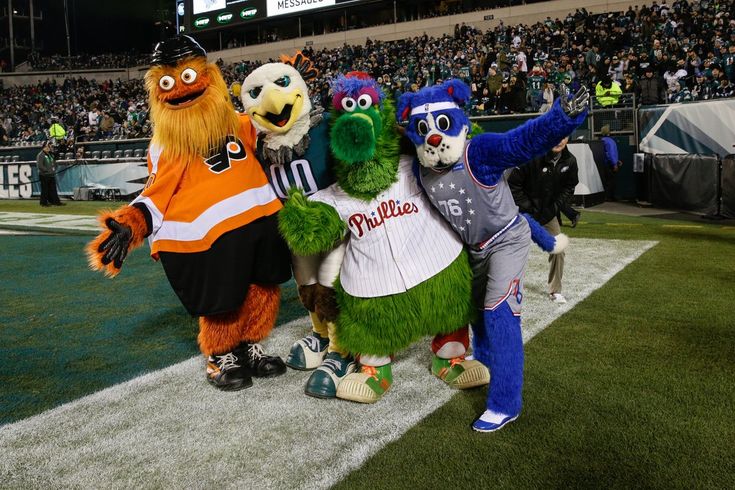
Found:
[431,355,489,389]
[336,363,394,404]
[304,352,356,399]
[286,332,329,370]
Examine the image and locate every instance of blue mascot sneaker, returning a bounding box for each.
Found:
[471,410,519,433]
[286,332,329,370]
[305,351,356,398]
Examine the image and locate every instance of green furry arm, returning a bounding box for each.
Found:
[278,188,345,256]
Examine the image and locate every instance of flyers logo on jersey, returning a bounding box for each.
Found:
[204,137,248,174]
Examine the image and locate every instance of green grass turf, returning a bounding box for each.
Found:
[0,233,305,426]
[335,212,735,489]
[1,207,734,486]
[0,199,117,216]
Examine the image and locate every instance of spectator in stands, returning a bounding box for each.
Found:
[37,141,63,207]
[539,82,555,113]
[596,75,623,106]
[691,72,715,100]
[638,66,664,104]
[99,111,115,138]
[509,136,578,304]
[49,118,66,140]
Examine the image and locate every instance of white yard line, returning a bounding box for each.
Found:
[0,212,98,231]
[0,239,656,489]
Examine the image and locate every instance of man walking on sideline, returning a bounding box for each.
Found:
[37,141,63,206]
[509,136,578,304]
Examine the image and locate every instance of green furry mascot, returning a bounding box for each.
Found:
[279,72,488,403]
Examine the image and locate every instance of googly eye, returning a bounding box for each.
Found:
[180,68,198,84]
[357,94,373,110]
[275,75,291,87]
[417,119,429,136]
[341,97,357,112]
[249,87,262,99]
[436,114,451,131]
[159,75,175,91]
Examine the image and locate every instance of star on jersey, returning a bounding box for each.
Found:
[431,186,436,193]
[466,197,472,204]
[466,219,472,225]
[469,209,475,215]
[459,188,465,195]
[449,183,456,189]
[439,183,444,189]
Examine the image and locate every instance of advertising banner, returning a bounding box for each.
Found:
[0,161,148,200]
[639,99,735,158]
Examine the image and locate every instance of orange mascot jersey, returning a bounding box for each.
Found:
[130,114,292,316]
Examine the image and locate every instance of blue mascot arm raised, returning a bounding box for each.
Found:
[466,100,587,187]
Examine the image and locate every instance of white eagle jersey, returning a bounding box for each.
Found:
[310,155,463,298]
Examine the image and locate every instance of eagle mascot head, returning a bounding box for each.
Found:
[240,52,320,164]
[145,35,238,162]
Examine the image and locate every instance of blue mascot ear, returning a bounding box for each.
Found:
[396,92,415,125]
[442,79,471,107]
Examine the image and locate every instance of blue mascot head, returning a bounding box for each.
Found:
[397,79,471,170]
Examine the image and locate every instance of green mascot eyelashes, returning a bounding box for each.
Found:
[279,72,489,404]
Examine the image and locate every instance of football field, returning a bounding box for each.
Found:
[1,204,734,488]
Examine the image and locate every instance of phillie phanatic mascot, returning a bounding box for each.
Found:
[397,80,587,432]
[240,52,355,398]
[279,72,489,403]
[86,35,292,391]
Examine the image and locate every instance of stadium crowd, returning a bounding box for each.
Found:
[3,0,735,145]
[26,51,151,71]
[0,77,150,146]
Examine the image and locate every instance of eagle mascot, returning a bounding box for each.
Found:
[240,52,355,399]
[86,35,292,391]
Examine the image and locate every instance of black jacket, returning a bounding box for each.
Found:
[638,76,664,105]
[509,147,579,225]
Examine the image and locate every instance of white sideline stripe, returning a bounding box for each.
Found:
[0,239,656,489]
[0,212,98,230]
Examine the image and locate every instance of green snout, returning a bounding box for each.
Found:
[330,110,382,164]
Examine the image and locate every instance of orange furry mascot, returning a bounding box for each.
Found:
[86,35,292,391]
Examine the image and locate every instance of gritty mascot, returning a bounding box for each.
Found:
[86,35,291,391]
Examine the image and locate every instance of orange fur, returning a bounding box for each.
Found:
[145,57,239,163]
[85,205,149,278]
[197,284,281,355]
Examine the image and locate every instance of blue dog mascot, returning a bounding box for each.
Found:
[398,80,588,432]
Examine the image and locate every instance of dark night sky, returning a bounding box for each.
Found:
[38,0,172,55]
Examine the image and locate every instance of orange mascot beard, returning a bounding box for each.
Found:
[145,56,239,163]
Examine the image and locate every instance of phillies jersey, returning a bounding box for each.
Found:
[420,141,520,248]
[257,114,335,199]
[310,155,462,298]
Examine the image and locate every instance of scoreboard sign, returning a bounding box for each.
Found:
[266,0,335,17]
[183,0,363,32]
[184,0,268,32]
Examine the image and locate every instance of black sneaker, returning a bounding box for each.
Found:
[238,342,287,378]
[570,212,580,228]
[206,351,253,391]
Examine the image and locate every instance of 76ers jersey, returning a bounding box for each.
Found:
[257,114,335,199]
